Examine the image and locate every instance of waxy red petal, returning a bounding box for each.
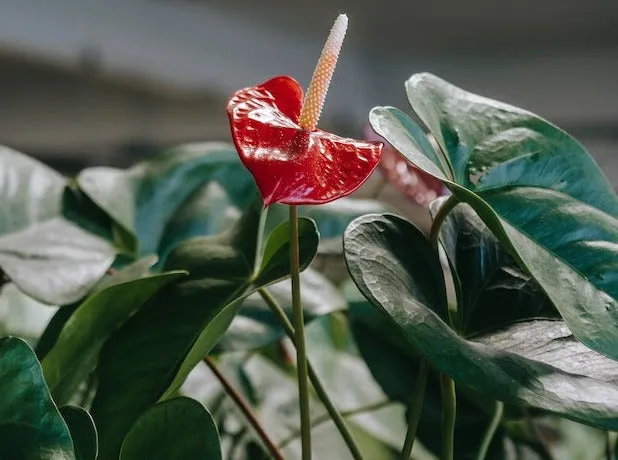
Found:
[227,76,383,206]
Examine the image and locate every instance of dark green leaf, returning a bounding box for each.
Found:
[370,73,618,360]
[344,213,618,430]
[430,198,557,335]
[0,337,74,459]
[91,199,318,459]
[60,406,97,460]
[119,397,221,460]
[42,269,186,404]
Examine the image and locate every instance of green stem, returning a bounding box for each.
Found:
[289,205,312,459]
[429,195,459,246]
[440,373,456,460]
[475,401,503,460]
[400,359,429,459]
[258,288,365,460]
[203,357,284,460]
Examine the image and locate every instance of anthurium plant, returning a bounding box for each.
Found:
[1,12,618,460]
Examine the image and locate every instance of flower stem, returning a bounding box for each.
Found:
[289,205,312,459]
[440,373,456,460]
[475,401,503,460]
[259,288,365,460]
[400,359,429,459]
[203,356,284,460]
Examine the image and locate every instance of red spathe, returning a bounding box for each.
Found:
[227,76,383,206]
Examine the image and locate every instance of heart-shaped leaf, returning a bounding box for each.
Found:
[0,147,115,305]
[370,73,618,360]
[78,142,255,259]
[60,406,98,460]
[119,397,221,460]
[91,199,319,459]
[344,213,618,430]
[0,337,74,459]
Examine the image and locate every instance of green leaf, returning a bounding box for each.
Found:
[0,219,116,305]
[344,213,618,430]
[0,283,57,344]
[0,337,74,459]
[217,268,346,352]
[349,299,507,459]
[430,198,558,335]
[254,217,319,287]
[42,268,186,404]
[91,199,319,459]
[60,406,97,460]
[78,142,255,258]
[120,397,221,460]
[0,147,115,305]
[474,319,618,384]
[370,73,618,360]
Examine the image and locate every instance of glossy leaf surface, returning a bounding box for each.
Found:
[430,198,557,335]
[370,73,618,360]
[0,337,74,459]
[344,214,618,430]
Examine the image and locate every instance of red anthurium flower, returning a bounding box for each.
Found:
[227,15,382,206]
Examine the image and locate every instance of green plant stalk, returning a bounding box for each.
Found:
[400,359,429,459]
[430,197,459,460]
[475,400,503,460]
[289,205,312,460]
[440,373,456,460]
[259,288,365,460]
[203,356,284,460]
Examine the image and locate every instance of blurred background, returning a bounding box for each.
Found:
[0,0,616,181]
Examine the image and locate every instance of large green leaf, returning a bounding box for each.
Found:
[0,337,74,459]
[119,397,221,460]
[370,73,618,360]
[60,406,97,460]
[91,200,319,459]
[77,142,255,258]
[344,213,618,430]
[430,198,557,335]
[41,266,185,404]
[0,147,115,305]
